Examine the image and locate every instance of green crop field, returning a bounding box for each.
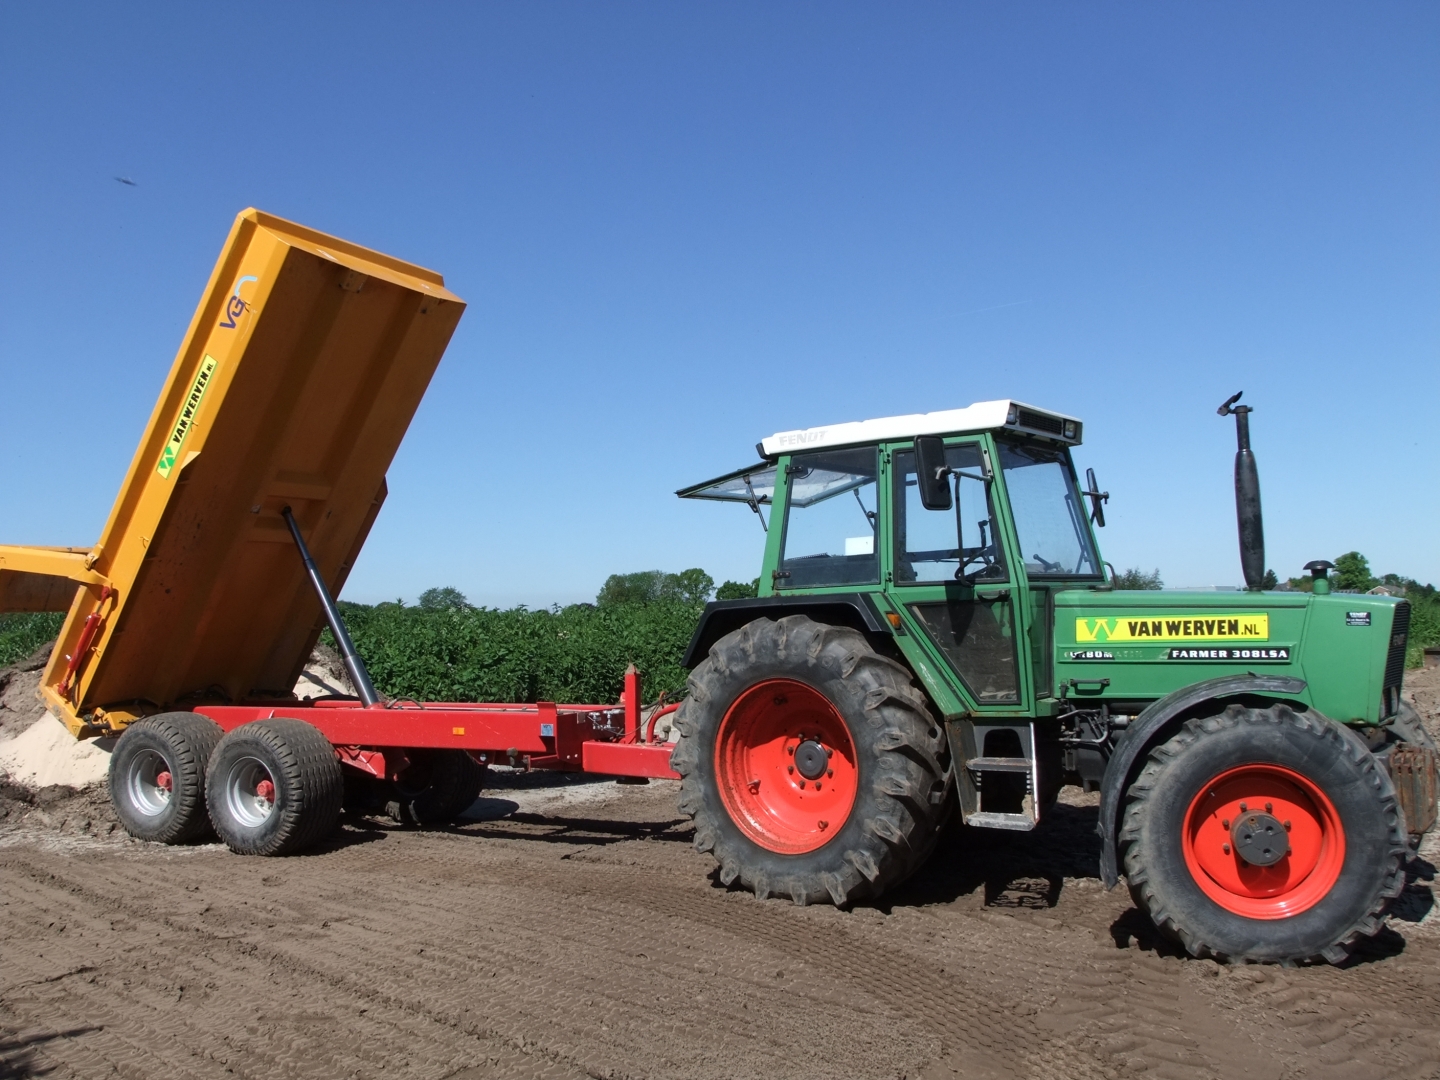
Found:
[0,612,64,670]
[3,557,1433,696]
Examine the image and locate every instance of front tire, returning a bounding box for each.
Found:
[1121,703,1407,964]
[109,712,223,843]
[1390,700,1436,751]
[206,720,343,856]
[671,616,948,906]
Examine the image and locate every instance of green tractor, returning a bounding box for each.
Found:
[673,394,1436,964]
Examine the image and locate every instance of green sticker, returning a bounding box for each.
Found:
[157,355,218,479]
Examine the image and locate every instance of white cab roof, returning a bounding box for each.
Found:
[760,399,1082,457]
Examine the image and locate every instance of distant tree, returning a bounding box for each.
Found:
[1261,569,1279,590]
[597,569,715,607]
[597,571,667,607]
[663,568,716,606]
[1332,552,1376,593]
[1113,567,1163,590]
[418,586,470,610]
[716,578,760,600]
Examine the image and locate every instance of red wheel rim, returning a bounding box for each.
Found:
[714,679,857,854]
[1182,764,1345,919]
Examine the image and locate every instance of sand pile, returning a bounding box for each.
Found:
[293,641,357,699]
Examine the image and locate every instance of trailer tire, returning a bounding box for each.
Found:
[385,749,487,826]
[108,712,223,844]
[1120,702,1407,964]
[206,720,343,856]
[671,615,947,907]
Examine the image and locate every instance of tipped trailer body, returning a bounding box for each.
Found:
[1,210,675,855]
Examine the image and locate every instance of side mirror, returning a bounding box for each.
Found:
[1084,467,1109,528]
[914,436,952,511]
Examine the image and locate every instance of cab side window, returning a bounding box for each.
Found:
[777,447,879,588]
[893,444,1006,585]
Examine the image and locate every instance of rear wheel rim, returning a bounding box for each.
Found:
[125,748,173,817]
[714,679,857,855]
[224,755,278,828]
[1182,763,1345,919]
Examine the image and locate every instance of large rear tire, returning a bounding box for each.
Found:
[108,712,223,843]
[1120,703,1407,964]
[671,616,948,906]
[205,720,343,856]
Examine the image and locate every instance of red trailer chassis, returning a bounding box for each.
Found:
[194,666,681,783]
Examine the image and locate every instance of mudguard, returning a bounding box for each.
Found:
[1097,673,1308,887]
[681,594,891,669]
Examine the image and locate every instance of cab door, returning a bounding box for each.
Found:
[880,437,1032,717]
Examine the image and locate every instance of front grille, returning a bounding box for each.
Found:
[1385,601,1411,690]
[1017,408,1063,436]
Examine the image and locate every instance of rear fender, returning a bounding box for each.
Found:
[681,594,891,670]
[1098,674,1308,887]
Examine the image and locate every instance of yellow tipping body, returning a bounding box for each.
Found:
[1,209,465,735]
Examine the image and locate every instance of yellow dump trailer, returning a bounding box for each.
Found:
[0,209,465,736]
[1,209,674,857]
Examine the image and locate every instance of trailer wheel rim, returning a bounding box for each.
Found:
[714,679,857,855]
[125,748,174,817]
[1182,763,1345,919]
[223,755,279,828]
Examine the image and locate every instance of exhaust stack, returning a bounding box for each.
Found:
[1217,392,1265,591]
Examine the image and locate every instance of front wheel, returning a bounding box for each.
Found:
[671,616,948,906]
[1121,703,1407,964]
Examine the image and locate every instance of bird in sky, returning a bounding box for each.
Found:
[113,176,137,186]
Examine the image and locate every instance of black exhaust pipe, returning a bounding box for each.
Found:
[1217,392,1264,591]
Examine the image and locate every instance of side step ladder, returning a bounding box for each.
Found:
[955,721,1042,831]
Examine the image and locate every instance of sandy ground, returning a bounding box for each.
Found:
[0,664,1438,1079]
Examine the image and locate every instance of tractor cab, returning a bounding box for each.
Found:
[679,399,1104,720]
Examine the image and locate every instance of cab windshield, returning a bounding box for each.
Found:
[776,446,879,588]
[997,440,1101,578]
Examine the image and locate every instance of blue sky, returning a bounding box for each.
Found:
[1,3,1435,606]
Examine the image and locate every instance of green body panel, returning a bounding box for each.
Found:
[1054,588,1403,723]
[758,433,1405,727]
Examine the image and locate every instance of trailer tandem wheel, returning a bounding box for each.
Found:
[1120,703,1407,964]
[108,712,224,844]
[206,719,343,856]
[671,615,947,906]
[385,749,488,826]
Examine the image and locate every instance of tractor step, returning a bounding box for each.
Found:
[965,811,1037,832]
[966,756,1031,773]
[951,721,1043,831]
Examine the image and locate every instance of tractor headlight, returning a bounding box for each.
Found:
[1063,420,1077,439]
[1006,404,1018,424]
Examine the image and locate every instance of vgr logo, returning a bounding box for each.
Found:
[219,274,258,329]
